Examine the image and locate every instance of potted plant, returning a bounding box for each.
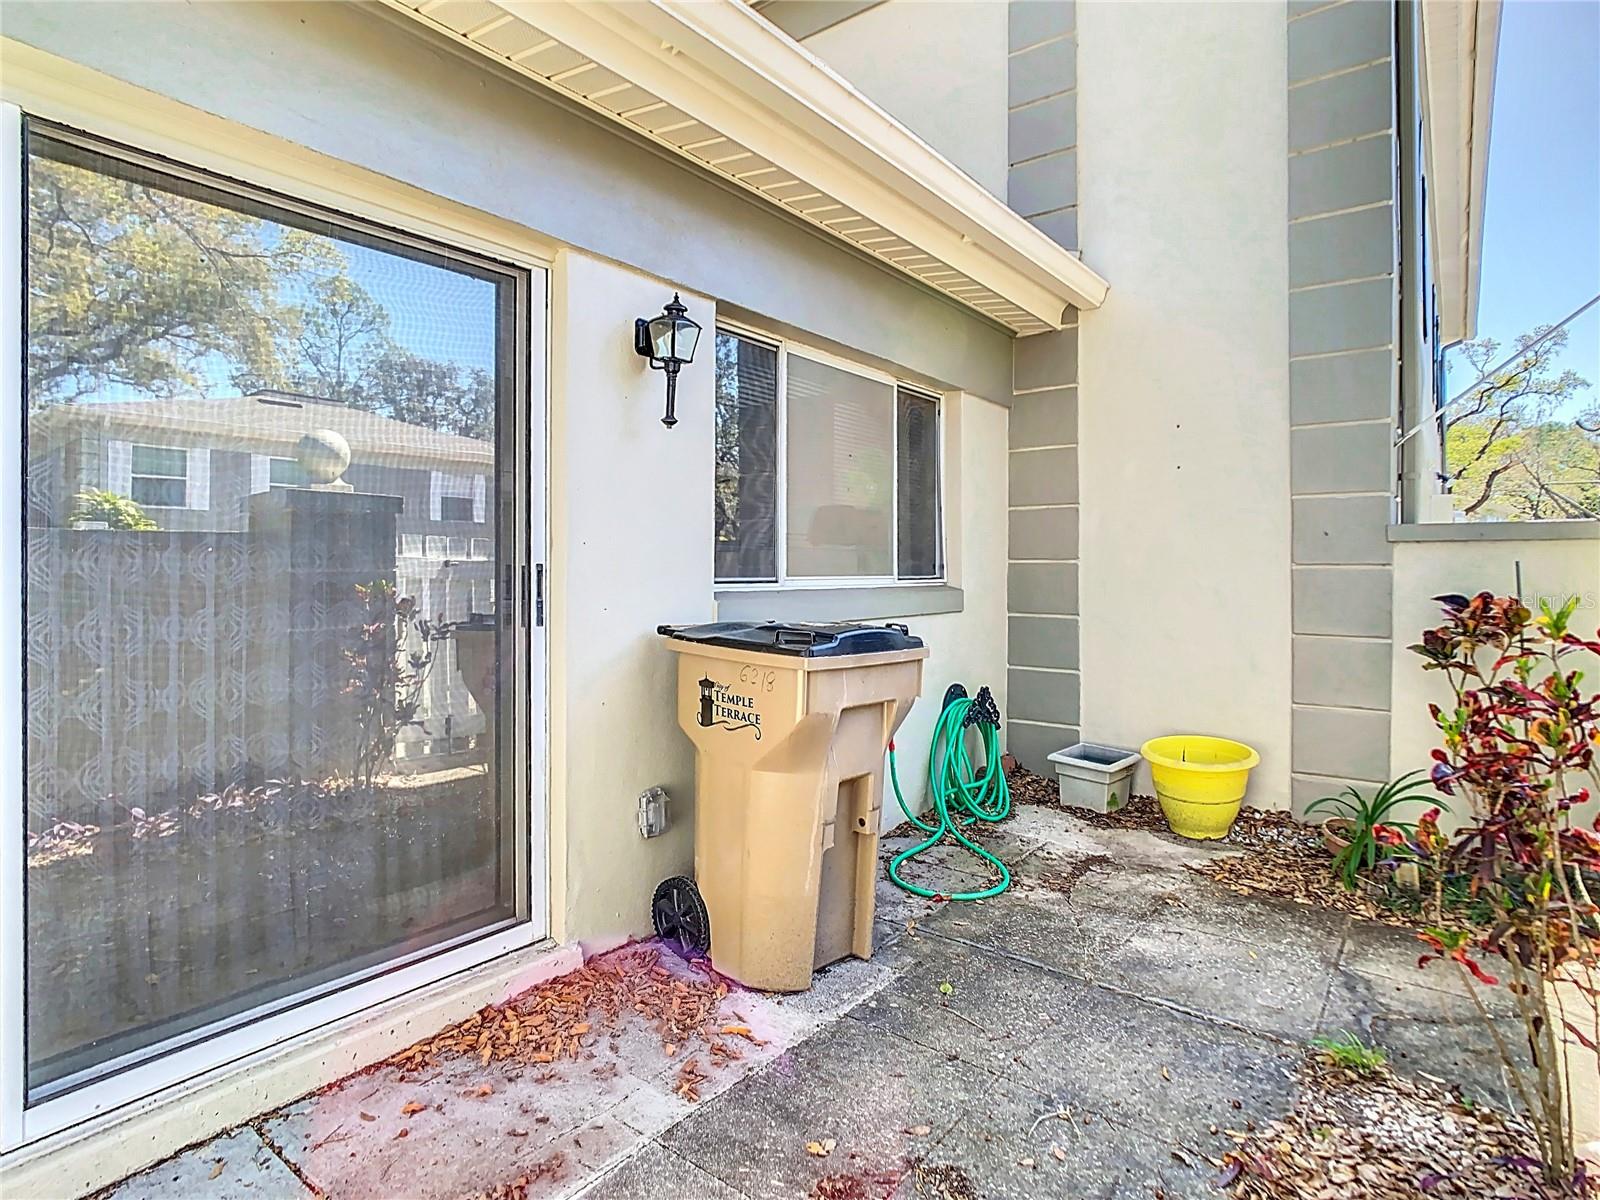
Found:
[1306,771,1440,892]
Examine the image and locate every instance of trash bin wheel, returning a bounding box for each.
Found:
[651,875,710,957]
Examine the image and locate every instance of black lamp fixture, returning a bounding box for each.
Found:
[634,293,702,428]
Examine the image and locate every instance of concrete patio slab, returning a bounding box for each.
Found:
[1099,921,1338,1041]
[658,1017,986,1199]
[848,928,1091,1075]
[573,1142,743,1199]
[102,1127,311,1200]
[93,804,1524,1200]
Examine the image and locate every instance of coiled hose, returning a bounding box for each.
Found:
[886,686,1012,900]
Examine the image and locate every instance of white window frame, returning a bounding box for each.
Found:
[250,453,311,494]
[2,102,552,1153]
[430,470,487,524]
[714,320,947,591]
[117,441,207,511]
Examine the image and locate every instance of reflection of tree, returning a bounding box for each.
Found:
[27,154,289,406]
[27,150,496,440]
[1445,326,1598,520]
[712,334,777,578]
[68,489,157,531]
[345,581,446,794]
[713,332,740,546]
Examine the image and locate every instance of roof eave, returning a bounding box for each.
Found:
[1421,0,1502,345]
[389,0,1106,332]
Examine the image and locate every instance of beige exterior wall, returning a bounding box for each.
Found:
[1075,0,1294,805]
[546,251,715,945]
[1,4,1017,1185]
[797,0,1010,199]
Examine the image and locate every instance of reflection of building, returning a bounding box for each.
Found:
[28,389,493,557]
[26,389,496,796]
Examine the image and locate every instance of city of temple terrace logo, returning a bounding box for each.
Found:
[696,675,762,739]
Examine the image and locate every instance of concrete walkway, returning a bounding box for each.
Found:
[102,804,1511,1200]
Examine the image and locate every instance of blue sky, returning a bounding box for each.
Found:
[1447,0,1600,419]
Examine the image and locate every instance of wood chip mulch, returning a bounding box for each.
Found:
[1216,1055,1593,1199]
[1005,765,1428,928]
[382,944,763,1095]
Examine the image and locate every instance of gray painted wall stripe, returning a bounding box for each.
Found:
[1008,721,1079,770]
[1009,0,1074,52]
[1006,0,1079,770]
[1287,0,1393,83]
[1286,0,1397,791]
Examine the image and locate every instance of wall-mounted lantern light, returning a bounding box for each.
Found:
[634,293,701,428]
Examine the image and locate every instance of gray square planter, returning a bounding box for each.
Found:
[1047,742,1142,814]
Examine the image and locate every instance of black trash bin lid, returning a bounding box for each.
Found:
[657,620,924,658]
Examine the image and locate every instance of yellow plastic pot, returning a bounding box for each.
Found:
[1140,735,1261,840]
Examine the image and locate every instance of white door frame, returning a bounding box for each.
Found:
[0,100,553,1152]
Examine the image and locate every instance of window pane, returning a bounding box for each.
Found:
[440,495,474,522]
[896,390,942,579]
[23,131,522,1099]
[131,445,187,477]
[269,457,310,487]
[785,356,893,578]
[713,332,778,582]
[129,476,187,508]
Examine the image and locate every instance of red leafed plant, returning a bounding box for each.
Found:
[1410,591,1600,1186]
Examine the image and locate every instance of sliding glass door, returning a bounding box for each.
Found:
[13,122,541,1113]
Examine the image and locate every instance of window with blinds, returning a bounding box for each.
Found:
[712,329,943,586]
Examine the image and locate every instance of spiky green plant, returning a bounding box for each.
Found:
[1307,770,1443,891]
[1310,1030,1388,1074]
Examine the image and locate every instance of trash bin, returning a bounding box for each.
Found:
[656,621,928,991]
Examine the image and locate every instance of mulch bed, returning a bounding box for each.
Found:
[1215,1053,1592,1199]
[1006,764,1433,928]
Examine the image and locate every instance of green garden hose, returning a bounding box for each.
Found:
[886,686,1012,900]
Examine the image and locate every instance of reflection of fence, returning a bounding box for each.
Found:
[25,490,403,827]
[394,551,494,764]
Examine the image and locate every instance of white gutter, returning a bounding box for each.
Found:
[392,0,1107,331]
[1420,0,1502,343]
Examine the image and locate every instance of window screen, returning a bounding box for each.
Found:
[22,127,525,1101]
[896,389,942,579]
[785,355,894,579]
[713,331,778,582]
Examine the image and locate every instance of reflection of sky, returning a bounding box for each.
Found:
[73,203,501,405]
[295,232,500,372]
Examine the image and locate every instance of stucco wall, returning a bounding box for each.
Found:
[2,0,1019,942]
[0,0,1011,405]
[551,259,1012,939]
[798,0,1010,200]
[547,252,715,945]
[1075,0,1294,805]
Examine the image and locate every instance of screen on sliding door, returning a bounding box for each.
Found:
[20,129,527,1099]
